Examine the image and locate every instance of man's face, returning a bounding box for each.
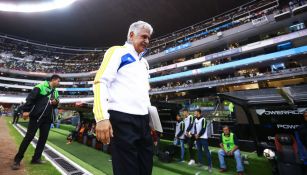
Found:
[183,111,188,117]
[176,114,181,121]
[194,111,200,118]
[130,28,151,54]
[51,78,60,88]
[223,127,230,135]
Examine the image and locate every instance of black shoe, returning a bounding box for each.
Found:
[11,161,20,170]
[31,159,46,164]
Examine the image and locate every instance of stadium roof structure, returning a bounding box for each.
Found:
[218,84,307,107]
[0,0,251,48]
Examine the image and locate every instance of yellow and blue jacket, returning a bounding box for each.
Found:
[93,43,151,122]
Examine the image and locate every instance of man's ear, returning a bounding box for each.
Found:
[129,31,134,40]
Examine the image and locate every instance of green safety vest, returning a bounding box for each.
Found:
[222,132,235,152]
[35,81,59,100]
[228,102,234,113]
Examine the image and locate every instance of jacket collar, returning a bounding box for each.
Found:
[124,42,147,59]
[43,81,50,88]
[44,80,54,90]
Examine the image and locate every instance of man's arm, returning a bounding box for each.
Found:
[176,122,185,138]
[186,116,194,133]
[93,47,121,144]
[93,47,121,122]
[219,135,227,152]
[51,90,60,107]
[22,87,40,112]
[229,134,239,154]
[198,119,207,136]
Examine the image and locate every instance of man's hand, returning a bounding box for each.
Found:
[226,151,233,156]
[96,120,113,144]
[22,112,29,120]
[195,134,199,139]
[228,150,235,156]
[51,99,58,105]
[229,151,234,156]
[221,148,227,155]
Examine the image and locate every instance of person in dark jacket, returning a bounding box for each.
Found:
[12,102,23,125]
[12,75,61,170]
[298,110,307,148]
[175,114,185,162]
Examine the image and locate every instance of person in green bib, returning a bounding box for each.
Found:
[12,75,61,170]
[218,125,244,175]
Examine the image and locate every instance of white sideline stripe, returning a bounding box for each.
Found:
[12,124,67,175]
[13,124,93,175]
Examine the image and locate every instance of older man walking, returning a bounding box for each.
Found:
[93,21,153,175]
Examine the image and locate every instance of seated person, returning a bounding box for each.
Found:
[218,125,244,175]
[78,123,86,138]
[72,122,81,140]
[67,134,73,144]
[12,103,23,125]
[87,123,96,138]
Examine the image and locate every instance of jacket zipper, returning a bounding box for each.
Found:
[37,101,49,123]
[29,105,36,115]
[37,87,55,123]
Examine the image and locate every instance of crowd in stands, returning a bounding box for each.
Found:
[0,0,304,75]
[288,0,306,11]
[147,0,279,56]
[150,16,307,76]
[0,37,103,73]
[150,66,307,92]
[0,55,101,73]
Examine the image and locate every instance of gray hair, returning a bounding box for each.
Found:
[222,125,229,129]
[127,21,153,42]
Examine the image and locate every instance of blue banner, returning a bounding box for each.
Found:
[165,42,192,54]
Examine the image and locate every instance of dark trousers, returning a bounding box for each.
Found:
[187,136,196,160]
[12,114,20,124]
[109,110,153,175]
[14,119,51,162]
[196,138,212,166]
